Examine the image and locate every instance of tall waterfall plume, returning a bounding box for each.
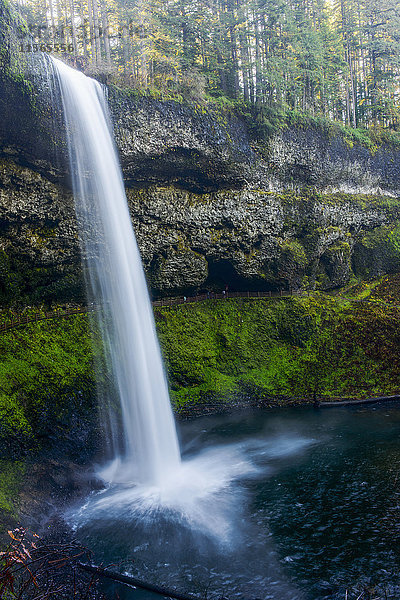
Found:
[50,56,181,485]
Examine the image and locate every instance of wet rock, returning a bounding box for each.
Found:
[1,157,400,300]
[2,72,400,300]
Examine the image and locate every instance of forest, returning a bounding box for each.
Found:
[13,0,400,129]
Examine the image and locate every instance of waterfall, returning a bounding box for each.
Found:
[50,56,181,486]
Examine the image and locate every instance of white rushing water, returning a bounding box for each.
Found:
[49,60,309,600]
[50,56,181,486]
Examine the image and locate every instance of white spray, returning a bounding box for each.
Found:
[51,56,181,485]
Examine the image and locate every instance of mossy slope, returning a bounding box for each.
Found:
[155,276,400,410]
[0,312,96,456]
[1,277,400,453]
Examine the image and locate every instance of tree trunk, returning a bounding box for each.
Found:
[91,0,102,63]
[87,0,96,64]
[68,0,78,56]
[101,0,111,66]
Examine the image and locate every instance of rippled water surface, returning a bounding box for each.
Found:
[68,404,400,599]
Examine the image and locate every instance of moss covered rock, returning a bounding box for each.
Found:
[0,159,83,305]
[0,312,98,457]
[154,278,400,410]
[1,157,400,302]
[129,187,400,295]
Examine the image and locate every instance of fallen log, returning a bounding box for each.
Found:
[319,394,400,408]
[77,563,202,600]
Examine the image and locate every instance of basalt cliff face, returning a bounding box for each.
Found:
[1,71,400,303]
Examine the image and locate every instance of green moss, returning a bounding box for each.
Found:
[280,107,400,151]
[0,0,34,106]
[218,99,400,151]
[275,188,400,212]
[0,392,31,440]
[156,297,318,407]
[0,312,96,452]
[1,279,400,447]
[278,240,307,266]
[354,224,400,278]
[155,285,400,408]
[27,227,57,250]
[0,460,25,517]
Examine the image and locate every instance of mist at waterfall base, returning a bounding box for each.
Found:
[68,405,400,600]
[50,58,400,600]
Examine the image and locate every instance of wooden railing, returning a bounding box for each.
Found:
[152,289,294,307]
[0,290,294,333]
[0,305,96,333]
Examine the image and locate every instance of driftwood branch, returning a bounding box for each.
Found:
[77,563,202,600]
[319,394,400,408]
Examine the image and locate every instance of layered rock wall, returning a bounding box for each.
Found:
[1,70,400,302]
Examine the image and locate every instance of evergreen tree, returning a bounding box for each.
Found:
[12,0,400,129]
